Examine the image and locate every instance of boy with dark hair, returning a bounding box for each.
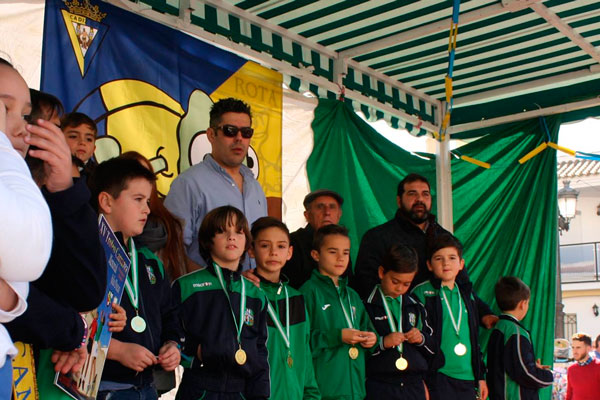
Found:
[91,157,182,399]
[173,206,270,400]
[61,112,98,175]
[248,216,320,399]
[411,234,487,400]
[300,224,377,399]
[487,277,552,400]
[566,332,600,400]
[364,244,435,399]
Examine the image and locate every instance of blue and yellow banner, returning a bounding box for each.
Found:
[41,0,282,207]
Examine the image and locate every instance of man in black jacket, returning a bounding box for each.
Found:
[352,173,497,329]
[281,189,352,289]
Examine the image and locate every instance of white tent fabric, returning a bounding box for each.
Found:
[0,1,44,89]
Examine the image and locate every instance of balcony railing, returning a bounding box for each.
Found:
[560,242,600,283]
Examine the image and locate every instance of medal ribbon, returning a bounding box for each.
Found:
[378,286,403,354]
[263,284,290,349]
[124,239,139,311]
[337,286,355,329]
[214,262,246,345]
[440,284,462,338]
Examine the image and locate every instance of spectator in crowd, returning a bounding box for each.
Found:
[592,334,600,359]
[165,97,267,270]
[566,332,600,400]
[2,58,106,380]
[61,111,98,177]
[282,189,352,289]
[0,57,53,397]
[353,173,497,329]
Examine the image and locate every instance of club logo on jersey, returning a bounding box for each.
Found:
[146,265,156,284]
[409,313,417,326]
[244,308,254,326]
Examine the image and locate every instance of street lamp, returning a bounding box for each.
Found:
[558,180,579,232]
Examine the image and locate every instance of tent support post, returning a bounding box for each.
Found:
[436,123,453,233]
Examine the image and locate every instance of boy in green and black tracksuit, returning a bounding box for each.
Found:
[363,244,436,400]
[411,234,488,400]
[173,262,270,399]
[300,225,377,400]
[249,215,320,399]
[487,277,552,400]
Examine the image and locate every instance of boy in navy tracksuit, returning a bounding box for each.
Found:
[173,206,270,400]
[364,244,435,399]
[92,158,182,400]
[411,234,488,400]
[487,277,552,400]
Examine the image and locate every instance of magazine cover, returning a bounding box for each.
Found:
[55,215,131,399]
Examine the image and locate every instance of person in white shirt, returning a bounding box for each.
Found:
[0,56,53,395]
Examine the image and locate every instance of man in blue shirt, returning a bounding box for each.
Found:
[165,98,267,270]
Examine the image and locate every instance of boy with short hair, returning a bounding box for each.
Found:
[364,244,435,399]
[487,277,553,400]
[566,332,600,400]
[61,112,97,175]
[91,157,182,399]
[249,216,320,399]
[173,206,270,400]
[411,234,487,400]
[300,224,377,400]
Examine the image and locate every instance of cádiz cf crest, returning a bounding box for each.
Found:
[61,0,108,77]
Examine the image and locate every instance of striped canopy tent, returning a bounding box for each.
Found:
[107,0,600,226]
[107,0,600,138]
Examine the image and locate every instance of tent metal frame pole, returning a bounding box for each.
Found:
[436,102,453,233]
[448,96,600,134]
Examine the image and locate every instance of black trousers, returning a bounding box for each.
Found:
[428,373,477,400]
[365,377,427,400]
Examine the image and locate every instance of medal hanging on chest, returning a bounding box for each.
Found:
[214,263,248,365]
[125,240,146,333]
[441,284,467,357]
[338,286,359,360]
[263,284,294,368]
[379,286,409,370]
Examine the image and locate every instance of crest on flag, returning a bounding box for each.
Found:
[61,0,108,77]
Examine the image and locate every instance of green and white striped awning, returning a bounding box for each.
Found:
[112,0,600,137]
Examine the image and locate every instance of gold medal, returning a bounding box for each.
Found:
[235,348,247,365]
[454,342,467,356]
[287,353,294,368]
[395,356,408,370]
[349,346,359,360]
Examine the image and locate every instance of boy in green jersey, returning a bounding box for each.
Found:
[411,234,488,400]
[249,216,320,399]
[300,224,377,400]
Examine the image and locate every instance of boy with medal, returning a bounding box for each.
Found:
[411,234,488,400]
[172,206,270,400]
[300,224,377,400]
[364,245,435,399]
[91,158,182,399]
[249,217,321,400]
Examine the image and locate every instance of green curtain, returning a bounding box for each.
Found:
[307,99,557,399]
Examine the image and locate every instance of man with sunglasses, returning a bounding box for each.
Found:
[165,97,267,270]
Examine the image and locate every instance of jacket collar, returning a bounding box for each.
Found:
[311,268,348,289]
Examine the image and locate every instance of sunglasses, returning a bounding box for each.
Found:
[217,124,254,139]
